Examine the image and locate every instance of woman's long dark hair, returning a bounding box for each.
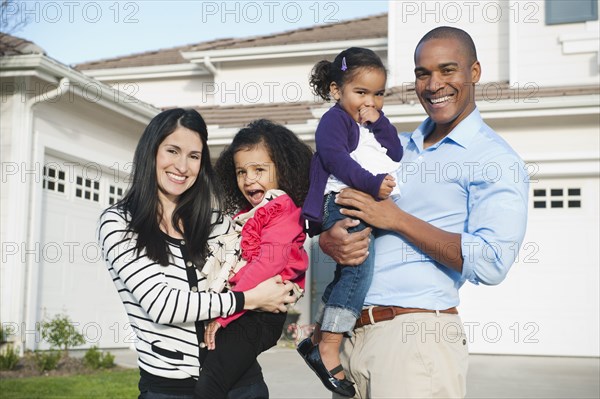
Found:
[116,108,222,267]
[215,119,313,215]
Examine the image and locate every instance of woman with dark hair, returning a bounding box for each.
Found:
[98,108,295,398]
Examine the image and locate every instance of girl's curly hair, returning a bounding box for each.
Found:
[215,119,313,215]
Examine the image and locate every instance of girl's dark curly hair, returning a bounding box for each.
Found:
[215,119,313,214]
[310,47,387,101]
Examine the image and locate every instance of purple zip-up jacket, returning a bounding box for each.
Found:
[302,103,403,236]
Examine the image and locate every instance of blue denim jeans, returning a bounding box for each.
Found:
[317,192,375,333]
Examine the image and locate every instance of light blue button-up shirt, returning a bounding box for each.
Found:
[366,108,529,310]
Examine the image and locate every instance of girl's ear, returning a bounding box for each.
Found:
[330,82,341,101]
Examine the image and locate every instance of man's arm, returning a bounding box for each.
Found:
[333,150,529,284]
[334,190,463,272]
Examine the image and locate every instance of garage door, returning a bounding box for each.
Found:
[37,155,132,349]
[460,176,599,356]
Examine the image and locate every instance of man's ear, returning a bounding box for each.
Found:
[330,82,341,101]
[471,61,481,84]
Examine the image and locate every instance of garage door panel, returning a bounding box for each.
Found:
[37,156,130,349]
[461,176,599,356]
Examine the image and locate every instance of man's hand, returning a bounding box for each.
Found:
[336,188,401,231]
[378,174,396,199]
[204,320,221,350]
[319,218,371,265]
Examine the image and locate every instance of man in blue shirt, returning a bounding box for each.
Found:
[320,27,529,398]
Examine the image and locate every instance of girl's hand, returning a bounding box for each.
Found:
[359,107,380,126]
[204,321,221,350]
[243,275,295,312]
[378,174,396,199]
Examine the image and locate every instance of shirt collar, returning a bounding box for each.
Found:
[410,108,482,151]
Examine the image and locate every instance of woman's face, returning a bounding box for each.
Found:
[156,126,203,206]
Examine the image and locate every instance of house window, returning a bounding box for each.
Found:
[546,0,598,25]
[75,175,100,202]
[533,187,582,209]
[108,185,125,205]
[42,166,66,193]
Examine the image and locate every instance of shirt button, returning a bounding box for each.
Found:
[191,286,198,292]
[186,261,193,268]
[180,240,186,245]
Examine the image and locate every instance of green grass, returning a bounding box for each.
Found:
[0,368,139,398]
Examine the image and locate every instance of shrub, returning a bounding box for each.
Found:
[0,344,20,370]
[83,346,115,369]
[38,314,85,357]
[33,350,61,372]
[0,325,7,343]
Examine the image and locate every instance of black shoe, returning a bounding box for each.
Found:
[303,344,356,397]
[296,337,313,359]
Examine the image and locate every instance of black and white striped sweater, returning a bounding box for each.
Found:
[97,207,244,379]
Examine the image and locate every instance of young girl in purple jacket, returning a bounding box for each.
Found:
[299,47,403,397]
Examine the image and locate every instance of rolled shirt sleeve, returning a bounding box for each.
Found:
[460,152,529,285]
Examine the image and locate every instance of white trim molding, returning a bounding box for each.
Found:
[558,21,600,66]
[182,38,388,63]
[81,63,211,81]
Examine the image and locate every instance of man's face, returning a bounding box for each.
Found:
[414,37,481,136]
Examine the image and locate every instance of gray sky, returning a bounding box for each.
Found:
[9,0,388,65]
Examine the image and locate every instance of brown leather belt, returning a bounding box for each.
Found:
[355,306,458,329]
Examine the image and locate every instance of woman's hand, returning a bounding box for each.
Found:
[204,321,221,350]
[243,275,295,312]
[319,218,371,265]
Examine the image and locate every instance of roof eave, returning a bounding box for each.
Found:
[383,94,600,123]
[80,63,211,81]
[0,54,159,123]
[182,38,388,63]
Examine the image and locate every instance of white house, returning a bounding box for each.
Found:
[2,0,599,357]
[0,33,158,352]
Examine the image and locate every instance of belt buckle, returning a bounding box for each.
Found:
[367,306,376,325]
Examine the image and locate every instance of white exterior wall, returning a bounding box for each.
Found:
[101,75,215,108]
[213,53,388,106]
[1,76,35,349]
[0,90,14,246]
[389,0,599,88]
[1,86,17,333]
[213,58,323,105]
[388,0,509,87]
[93,53,389,108]
[512,1,599,86]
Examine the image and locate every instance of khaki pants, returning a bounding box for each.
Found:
[335,312,469,399]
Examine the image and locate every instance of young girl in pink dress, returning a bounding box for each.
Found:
[194,119,313,398]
